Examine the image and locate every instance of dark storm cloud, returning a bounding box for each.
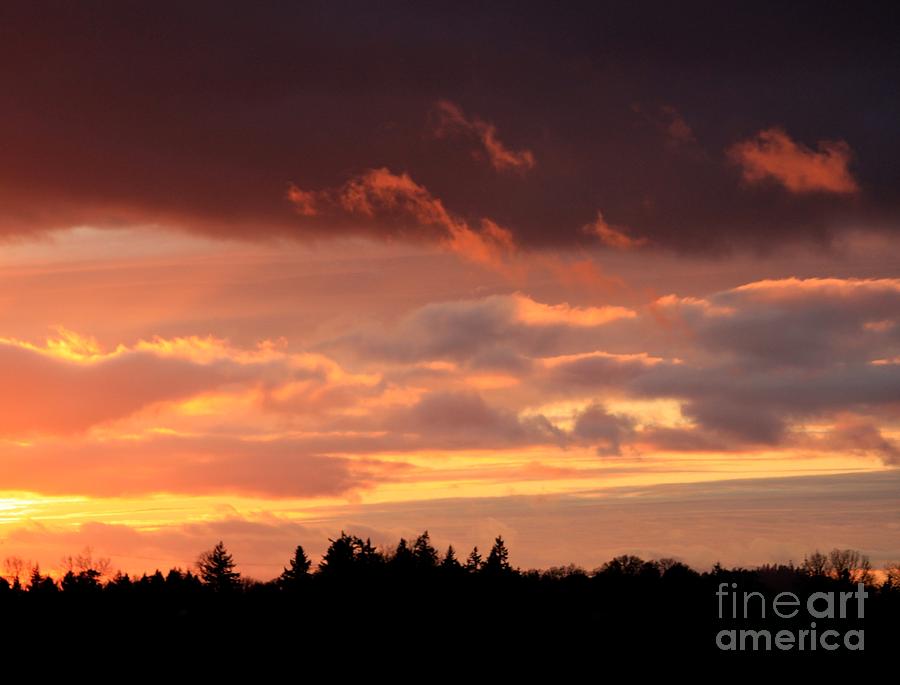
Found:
[1,2,898,251]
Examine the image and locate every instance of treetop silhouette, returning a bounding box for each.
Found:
[197,540,241,591]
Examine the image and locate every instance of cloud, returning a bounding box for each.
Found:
[287,168,520,274]
[826,415,900,465]
[540,352,665,393]
[433,100,536,173]
[582,211,647,249]
[0,329,384,438]
[1,275,898,502]
[0,333,251,437]
[0,4,897,253]
[728,127,859,194]
[675,278,900,368]
[0,434,384,498]
[338,293,635,366]
[619,278,900,448]
[288,170,619,286]
[571,403,635,455]
[383,390,563,450]
[632,103,696,147]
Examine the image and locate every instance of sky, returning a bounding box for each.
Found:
[1,1,899,580]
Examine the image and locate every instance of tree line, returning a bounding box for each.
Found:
[2,531,898,658]
[2,531,898,594]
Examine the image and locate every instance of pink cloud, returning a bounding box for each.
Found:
[583,211,647,249]
[727,127,859,194]
[433,100,536,173]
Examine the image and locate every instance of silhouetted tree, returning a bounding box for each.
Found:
[597,555,649,578]
[280,545,311,589]
[61,568,103,593]
[165,568,184,588]
[802,550,830,577]
[4,556,26,591]
[483,536,512,575]
[197,541,240,591]
[358,538,383,571]
[27,565,52,593]
[318,531,380,578]
[107,571,133,593]
[542,564,587,580]
[885,561,900,589]
[390,538,415,576]
[319,532,354,576]
[412,531,439,570]
[441,545,461,572]
[465,546,482,573]
[61,548,111,580]
[828,548,872,583]
[657,559,696,582]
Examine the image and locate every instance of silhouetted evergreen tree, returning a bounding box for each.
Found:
[279,545,311,589]
[357,538,382,571]
[107,571,133,593]
[441,545,461,572]
[483,536,512,575]
[412,531,439,570]
[318,532,363,578]
[149,569,166,592]
[465,546,482,572]
[390,538,415,576]
[61,568,102,593]
[197,541,240,591]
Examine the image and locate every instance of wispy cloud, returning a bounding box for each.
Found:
[433,100,536,173]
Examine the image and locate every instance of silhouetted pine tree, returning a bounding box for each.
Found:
[197,541,240,591]
[280,545,311,589]
[412,531,439,569]
[391,538,415,576]
[441,545,461,572]
[465,546,482,572]
[483,536,511,575]
[107,571,133,593]
[357,538,382,570]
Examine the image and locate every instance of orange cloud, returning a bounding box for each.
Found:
[288,168,522,274]
[583,211,647,249]
[0,336,243,437]
[727,127,859,194]
[288,169,627,288]
[433,100,536,173]
[0,330,369,438]
[511,294,634,327]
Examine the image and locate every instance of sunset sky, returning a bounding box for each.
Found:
[1,2,898,580]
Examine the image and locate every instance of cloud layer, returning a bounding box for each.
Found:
[0,3,897,252]
[0,278,896,501]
